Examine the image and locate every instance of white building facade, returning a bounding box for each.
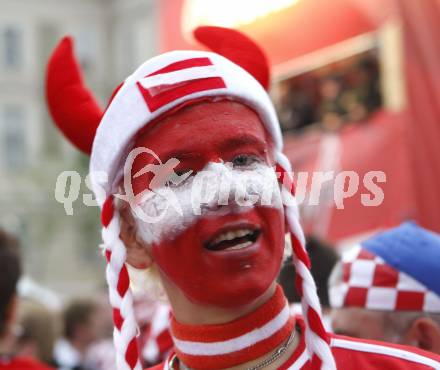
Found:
[0,0,158,298]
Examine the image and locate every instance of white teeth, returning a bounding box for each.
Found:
[235,229,250,238]
[212,229,253,245]
[227,241,252,250]
[225,231,235,241]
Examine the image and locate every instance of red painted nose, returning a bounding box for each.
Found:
[210,156,223,163]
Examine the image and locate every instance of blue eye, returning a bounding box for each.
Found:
[232,154,260,168]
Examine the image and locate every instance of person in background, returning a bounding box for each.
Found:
[278,236,338,330]
[276,79,315,132]
[317,76,346,131]
[83,293,117,370]
[329,222,440,354]
[348,57,381,115]
[0,228,53,370]
[53,300,101,370]
[14,299,60,366]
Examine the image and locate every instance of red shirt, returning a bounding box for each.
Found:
[0,357,54,370]
[146,319,440,369]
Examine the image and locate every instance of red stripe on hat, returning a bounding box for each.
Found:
[372,264,399,287]
[395,291,425,310]
[137,57,226,113]
[344,287,368,307]
[357,248,376,260]
[147,57,214,77]
[137,77,226,113]
[342,263,352,283]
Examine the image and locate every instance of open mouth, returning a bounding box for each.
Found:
[204,228,261,252]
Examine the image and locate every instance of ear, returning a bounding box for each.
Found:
[405,317,440,353]
[118,202,154,269]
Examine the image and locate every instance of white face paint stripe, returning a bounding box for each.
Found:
[330,337,440,368]
[172,303,290,356]
[135,162,281,245]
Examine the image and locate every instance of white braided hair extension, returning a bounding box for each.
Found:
[101,196,143,370]
[276,152,337,370]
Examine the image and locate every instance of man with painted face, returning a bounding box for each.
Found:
[46,27,440,370]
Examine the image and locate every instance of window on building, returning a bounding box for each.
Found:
[1,26,23,70]
[1,105,27,170]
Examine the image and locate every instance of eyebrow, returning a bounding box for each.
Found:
[220,134,266,151]
[158,134,266,162]
[162,150,202,161]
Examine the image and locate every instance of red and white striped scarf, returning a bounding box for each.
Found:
[169,285,294,370]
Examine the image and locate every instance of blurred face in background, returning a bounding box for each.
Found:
[127,101,286,311]
[331,307,388,340]
[73,308,101,349]
[331,307,440,354]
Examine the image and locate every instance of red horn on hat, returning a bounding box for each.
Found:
[193,26,270,90]
[45,37,103,155]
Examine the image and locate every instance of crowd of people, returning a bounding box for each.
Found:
[2,222,440,369]
[0,229,178,370]
[276,53,382,133]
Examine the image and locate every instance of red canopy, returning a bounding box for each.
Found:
[285,0,440,242]
[284,110,417,243]
[159,0,376,65]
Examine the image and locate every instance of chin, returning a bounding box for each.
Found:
[198,269,280,309]
[152,206,285,308]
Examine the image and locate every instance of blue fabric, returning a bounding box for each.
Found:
[362,222,440,297]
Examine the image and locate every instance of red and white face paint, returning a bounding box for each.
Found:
[128,101,285,307]
[132,161,282,245]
